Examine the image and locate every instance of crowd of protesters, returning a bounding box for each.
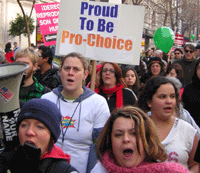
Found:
[0,42,200,173]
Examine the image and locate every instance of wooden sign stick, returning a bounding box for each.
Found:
[90,60,97,91]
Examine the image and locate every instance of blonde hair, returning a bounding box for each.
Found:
[15,47,39,64]
[60,52,88,72]
[96,106,167,163]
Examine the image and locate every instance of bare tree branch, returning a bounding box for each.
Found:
[17,0,36,47]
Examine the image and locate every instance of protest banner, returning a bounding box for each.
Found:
[34,2,60,46]
[56,0,145,65]
[36,26,44,47]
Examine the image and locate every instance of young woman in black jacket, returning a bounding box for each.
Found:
[0,98,78,173]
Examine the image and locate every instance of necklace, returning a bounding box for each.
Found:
[61,102,80,145]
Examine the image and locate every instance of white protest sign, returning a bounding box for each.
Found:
[56,0,145,65]
[109,0,121,4]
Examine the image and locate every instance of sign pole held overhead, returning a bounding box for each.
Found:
[90,60,97,91]
[89,0,121,91]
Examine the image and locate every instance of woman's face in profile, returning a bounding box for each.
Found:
[111,117,145,168]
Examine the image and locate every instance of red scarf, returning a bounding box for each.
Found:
[95,84,124,108]
[101,151,190,173]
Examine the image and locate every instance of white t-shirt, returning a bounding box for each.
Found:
[91,161,106,173]
[161,118,197,167]
[42,88,110,173]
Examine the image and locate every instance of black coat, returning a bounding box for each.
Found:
[98,88,136,112]
[34,68,61,90]
[182,81,200,126]
[0,145,78,173]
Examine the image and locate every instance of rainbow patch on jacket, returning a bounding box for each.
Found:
[62,116,76,128]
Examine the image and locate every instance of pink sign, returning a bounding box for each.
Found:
[34,2,60,46]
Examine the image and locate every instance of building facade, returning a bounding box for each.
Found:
[0,0,37,49]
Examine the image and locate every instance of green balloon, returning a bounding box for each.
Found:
[191,35,195,40]
[153,27,175,53]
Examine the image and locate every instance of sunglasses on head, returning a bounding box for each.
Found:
[185,50,193,53]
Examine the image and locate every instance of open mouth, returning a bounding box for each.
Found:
[123,149,133,157]
[67,79,74,82]
[25,141,36,147]
[164,107,172,112]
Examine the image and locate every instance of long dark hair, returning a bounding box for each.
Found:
[165,63,184,84]
[5,42,11,53]
[122,66,140,96]
[48,136,55,153]
[138,76,180,113]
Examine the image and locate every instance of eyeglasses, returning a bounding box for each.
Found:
[102,69,115,74]
[185,50,193,53]
[174,52,180,55]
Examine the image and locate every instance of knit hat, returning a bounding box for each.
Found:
[147,57,164,68]
[174,48,183,54]
[17,98,62,142]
